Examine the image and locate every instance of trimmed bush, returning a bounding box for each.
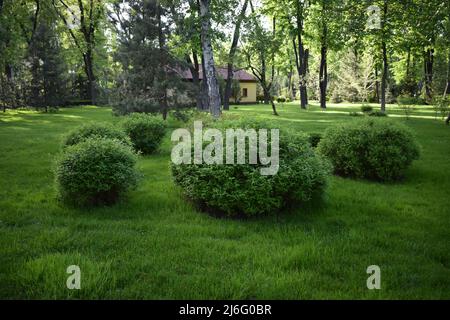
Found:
[55,137,140,206]
[171,118,332,217]
[62,122,131,148]
[361,105,373,113]
[277,96,286,103]
[120,113,167,154]
[317,118,420,181]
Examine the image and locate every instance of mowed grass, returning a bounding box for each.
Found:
[0,102,449,299]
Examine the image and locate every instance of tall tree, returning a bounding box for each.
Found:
[27,21,68,111]
[199,0,221,118]
[243,13,280,115]
[293,0,309,108]
[52,0,104,104]
[307,0,342,109]
[111,0,193,117]
[265,0,309,108]
[223,0,249,110]
[166,0,206,111]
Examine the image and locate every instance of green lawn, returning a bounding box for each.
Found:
[1,102,449,299]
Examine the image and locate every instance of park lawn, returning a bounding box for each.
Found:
[0,102,449,299]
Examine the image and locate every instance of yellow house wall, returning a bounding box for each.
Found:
[231,82,257,103]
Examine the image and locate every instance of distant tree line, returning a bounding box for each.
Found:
[0,0,449,117]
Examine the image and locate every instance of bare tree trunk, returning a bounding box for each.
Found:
[446,51,450,95]
[223,0,248,110]
[83,50,96,104]
[406,46,411,78]
[380,0,388,112]
[200,53,210,110]
[157,4,168,120]
[293,1,308,109]
[186,51,204,110]
[199,0,221,118]
[375,64,380,102]
[319,18,327,109]
[424,48,434,103]
[381,41,387,112]
[445,52,450,125]
[287,64,293,100]
[300,49,309,107]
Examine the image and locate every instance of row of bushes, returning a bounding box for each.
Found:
[55,114,166,206]
[171,117,420,217]
[56,114,420,218]
[256,95,292,103]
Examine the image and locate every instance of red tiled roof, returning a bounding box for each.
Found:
[180,65,256,82]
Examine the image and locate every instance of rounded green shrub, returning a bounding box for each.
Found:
[317,118,420,181]
[120,113,166,154]
[62,122,131,148]
[171,118,332,217]
[55,137,140,206]
[361,105,373,113]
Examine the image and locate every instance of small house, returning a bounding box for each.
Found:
[181,66,258,104]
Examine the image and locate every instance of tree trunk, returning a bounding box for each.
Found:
[406,46,411,78]
[263,87,277,115]
[186,51,203,110]
[293,1,308,109]
[223,0,248,110]
[319,44,327,109]
[446,51,450,95]
[270,99,278,116]
[82,47,96,104]
[300,49,309,108]
[380,0,388,112]
[287,64,293,100]
[262,88,269,105]
[200,53,210,110]
[157,4,169,120]
[5,64,13,81]
[375,64,380,103]
[424,48,434,102]
[199,0,221,118]
[381,40,387,112]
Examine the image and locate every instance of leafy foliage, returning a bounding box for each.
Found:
[171,118,331,217]
[55,137,140,206]
[318,118,420,181]
[120,113,167,154]
[361,105,373,113]
[62,123,131,148]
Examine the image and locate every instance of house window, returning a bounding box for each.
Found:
[242,88,248,97]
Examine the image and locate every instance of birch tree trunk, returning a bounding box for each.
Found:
[380,0,388,113]
[199,0,221,118]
